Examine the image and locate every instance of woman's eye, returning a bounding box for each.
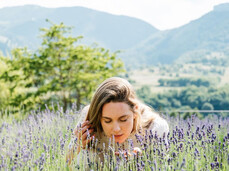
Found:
[104,120,111,123]
[120,119,127,122]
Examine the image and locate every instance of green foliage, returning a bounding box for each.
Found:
[201,102,214,110]
[169,112,177,118]
[0,48,36,110]
[137,85,229,117]
[158,77,218,87]
[0,60,10,109]
[0,22,125,113]
[136,85,151,100]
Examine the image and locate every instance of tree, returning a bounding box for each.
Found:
[0,59,10,109]
[136,85,151,100]
[201,102,214,110]
[0,21,125,112]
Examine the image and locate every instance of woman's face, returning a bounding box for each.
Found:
[101,102,135,144]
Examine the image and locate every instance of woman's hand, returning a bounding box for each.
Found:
[66,120,94,166]
[133,147,142,155]
[74,120,95,150]
[114,147,142,159]
[115,151,131,159]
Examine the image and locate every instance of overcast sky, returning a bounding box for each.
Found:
[1,0,229,30]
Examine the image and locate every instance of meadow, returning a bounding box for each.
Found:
[0,106,228,170]
[128,64,229,93]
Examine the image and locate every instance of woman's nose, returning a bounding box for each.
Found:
[113,122,121,133]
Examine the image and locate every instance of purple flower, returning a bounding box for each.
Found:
[210,163,215,169]
[227,154,229,165]
[196,127,199,133]
[141,161,145,167]
[2,138,5,145]
[114,166,118,171]
[172,152,177,158]
[43,144,47,152]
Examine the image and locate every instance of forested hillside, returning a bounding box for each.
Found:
[0,5,157,55]
[122,3,229,66]
[127,63,229,118]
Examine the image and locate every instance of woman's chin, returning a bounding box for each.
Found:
[107,135,126,144]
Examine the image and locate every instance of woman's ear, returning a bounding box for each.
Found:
[133,113,137,119]
[134,104,139,110]
[133,105,139,119]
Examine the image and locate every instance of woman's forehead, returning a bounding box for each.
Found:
[102,102,133,118]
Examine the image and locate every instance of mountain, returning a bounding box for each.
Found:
[0,5,158,54]
[1,4,229,67]
[122,3,229,66]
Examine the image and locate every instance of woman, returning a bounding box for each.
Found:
[66,77,169,166]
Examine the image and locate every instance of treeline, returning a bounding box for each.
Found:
[158,77,219,87]
[0,21,124,114]
[137,85,229,117]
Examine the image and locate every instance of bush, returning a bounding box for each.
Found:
[201,102,214,110]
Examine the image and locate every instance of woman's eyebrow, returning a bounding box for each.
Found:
[119,115,129,119]
[102,116,112,119]
[102,115,129,119]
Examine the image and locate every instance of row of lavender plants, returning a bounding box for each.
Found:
[0,106,229,170]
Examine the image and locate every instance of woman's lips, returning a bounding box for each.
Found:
[114,134,123,138]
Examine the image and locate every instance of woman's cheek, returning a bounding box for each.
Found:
[103,123,112,136]
[123,120,132,130]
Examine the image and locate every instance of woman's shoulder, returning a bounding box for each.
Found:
[152,116,169,129]
[139,103,169,138]
[147,116,169,137]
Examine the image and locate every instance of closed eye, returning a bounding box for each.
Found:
[104,120,111,123]
[120,119,127,122]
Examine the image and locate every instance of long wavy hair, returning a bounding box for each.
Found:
[85,77,159,135]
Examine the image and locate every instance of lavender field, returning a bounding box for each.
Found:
[0,106,229,170]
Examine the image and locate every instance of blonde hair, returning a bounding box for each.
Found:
[85,77,159,134]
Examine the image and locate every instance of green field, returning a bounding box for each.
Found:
[128,64,229,93]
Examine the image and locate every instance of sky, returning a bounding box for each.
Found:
[0,0,229,30]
